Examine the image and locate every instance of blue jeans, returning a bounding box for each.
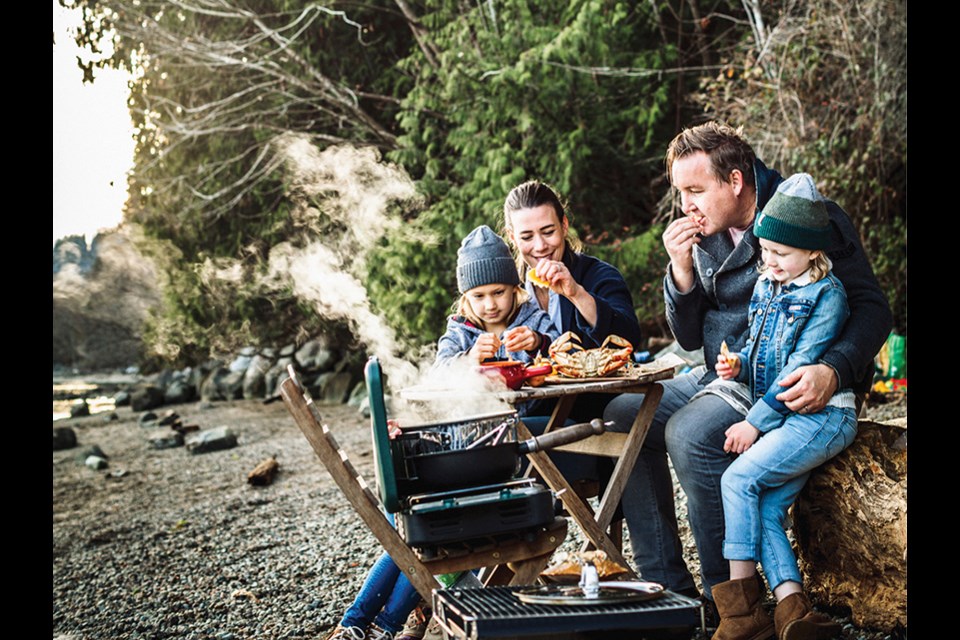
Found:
[340,515,421,633]
[604,370,741,600]
[722,405,857,590]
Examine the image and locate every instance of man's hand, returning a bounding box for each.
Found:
[775,364,839,414]
[662,217,701,293]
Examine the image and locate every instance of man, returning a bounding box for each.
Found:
[604,121,892,614]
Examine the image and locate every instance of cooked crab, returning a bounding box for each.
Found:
[548,332,634,378]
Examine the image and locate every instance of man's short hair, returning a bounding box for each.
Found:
[666,121,756,190]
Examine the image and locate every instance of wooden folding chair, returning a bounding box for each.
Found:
[279,364,567,601]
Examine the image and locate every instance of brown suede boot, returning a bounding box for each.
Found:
[711,577,775,640]
[774,592,841,640]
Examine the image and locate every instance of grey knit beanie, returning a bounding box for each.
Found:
[456,225,521,293]
[754,173,831,250]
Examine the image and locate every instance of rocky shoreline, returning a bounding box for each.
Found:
[53,391,905,640]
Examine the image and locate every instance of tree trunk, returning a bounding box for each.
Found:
[792,418,907,631]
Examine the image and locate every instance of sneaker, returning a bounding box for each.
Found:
[325,626,366,640]
[395,604,431,640]
[365,622,396,640]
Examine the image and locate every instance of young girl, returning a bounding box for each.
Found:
[435,224,559,390]
[325,225,558,640]
[710,173,856,640]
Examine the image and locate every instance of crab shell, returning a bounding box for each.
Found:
[548,332,634,378]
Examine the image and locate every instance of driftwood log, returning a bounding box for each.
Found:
[247,456,280,486]
[793,418,907,631]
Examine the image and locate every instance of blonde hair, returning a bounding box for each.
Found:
[453,285,529,331]
[758,251,832,283]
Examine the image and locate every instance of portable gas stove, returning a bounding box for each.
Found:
[366,358,557,549]
[432,585,704,639]
[396,478,556,548]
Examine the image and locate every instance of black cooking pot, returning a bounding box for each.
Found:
[398,419,605,494]
[392,410,520,459]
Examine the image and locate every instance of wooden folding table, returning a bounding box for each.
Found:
[401,360,676,579]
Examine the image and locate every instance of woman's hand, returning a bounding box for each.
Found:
[534,258,579,299]
[724,420,759,454]
[715,353,740,380]
[503,326,540,353]
[533,258,598,327]
[469,332,502,363]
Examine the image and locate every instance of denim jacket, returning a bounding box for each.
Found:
[732,271,850,433]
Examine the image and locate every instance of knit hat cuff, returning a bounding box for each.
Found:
[457,257,520,292]
[754,214,831,250]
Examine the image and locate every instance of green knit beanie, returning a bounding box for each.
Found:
[754,173,831,250]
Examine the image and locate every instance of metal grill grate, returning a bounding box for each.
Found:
[434,586,703,639]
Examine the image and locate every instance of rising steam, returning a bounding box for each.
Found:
[262,134,512,420]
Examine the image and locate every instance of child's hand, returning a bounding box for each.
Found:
[715,353,740,380]
[469,332,502,363]
[503,326,540,353]
[387,419,402,439]
[723,420,759,454]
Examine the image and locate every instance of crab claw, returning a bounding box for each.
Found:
[549,331,583,356]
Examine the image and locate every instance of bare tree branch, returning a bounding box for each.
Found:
[393,0,440,68]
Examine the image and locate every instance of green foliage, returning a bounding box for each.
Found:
[63,0,906,364]
[372,1,680,344]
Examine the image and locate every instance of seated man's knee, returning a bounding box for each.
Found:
[602,393,645,434]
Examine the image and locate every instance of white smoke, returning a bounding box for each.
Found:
[260,134,514,420]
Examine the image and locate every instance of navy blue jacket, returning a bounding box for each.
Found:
[555,249,644,351]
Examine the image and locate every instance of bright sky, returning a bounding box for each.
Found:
[53,1,135,247]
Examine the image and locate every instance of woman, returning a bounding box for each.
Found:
[502,179,642,359]
[502,179,643,488]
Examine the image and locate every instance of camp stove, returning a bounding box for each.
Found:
[366,357,557,549]
[396,477,556,548]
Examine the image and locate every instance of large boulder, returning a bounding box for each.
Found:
[199,368,245,402]
[164,378,197,405]
[264,353,295,398]
[312,371,353,405]
[53,427,78,450]
[186,427,238,454]
[130,385,166,412]
[793,419,907,631]
[295,338,336,373]
[242,353,275,399]
[229,347,257,373]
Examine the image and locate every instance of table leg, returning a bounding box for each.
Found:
[517,420,634,575]
[580,383,664,549]
[281,378,443,600]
